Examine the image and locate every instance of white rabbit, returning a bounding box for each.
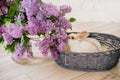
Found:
[68,39,81,52]
[67,31,101,53]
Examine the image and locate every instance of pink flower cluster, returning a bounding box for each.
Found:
[19,0,72,59]
[0,0,72,61]
[0,0,8,23]
[13,43,33,62]
[1,24,24,45]
[0,6,8,16]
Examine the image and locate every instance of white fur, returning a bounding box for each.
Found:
[68,38,101,53]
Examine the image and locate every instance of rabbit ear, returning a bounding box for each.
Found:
[78,31,90,40]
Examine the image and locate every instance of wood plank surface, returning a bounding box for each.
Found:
[0,22,120,80]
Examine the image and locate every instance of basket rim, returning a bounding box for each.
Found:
[66,32,120,55]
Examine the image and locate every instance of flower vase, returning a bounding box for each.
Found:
[12,42,33,65]
[12,53,31,65]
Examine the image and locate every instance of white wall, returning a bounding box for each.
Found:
[44,0,120,22]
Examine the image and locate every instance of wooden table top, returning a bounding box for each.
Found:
[0,22,120,80]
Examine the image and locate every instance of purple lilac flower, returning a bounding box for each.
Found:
[17,12,25,21]
[1,6,8,15]
[37,41,49,56]
[60,5,71,16]
[36,11,44,21]
[54,30,68,41]
[0,27,1,33]
[55,17,72,30]
[13,43,25,62]
[57,41,66,52]
[24,17,40,35]
[2,33,13,45]
[37,35,52,56]
[8,24,23,38]
[25,21,39,35]
[38,21,54,33]
[20,0,29,12]
[0,0,6,6]
[0,6,8,16]
[36,29,68,59]
[40,3,59,18]
[21,0,40,18]
[27,51,33,59]
[50,48,58,60]
[20,0,72,59]
[40,20,55,32]
[0,24,7,33]
[53,30,68,52]
[27,17,38,26]
[26,18,55,34]
[38,31,68,58]
[39,44,49,56]
[25,26,38,35]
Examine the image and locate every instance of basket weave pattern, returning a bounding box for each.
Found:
[55,33,120,71]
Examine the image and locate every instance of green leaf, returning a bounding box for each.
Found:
[0,15,5,26]
[37,33,41,37]
[0,22,4,27]
[6,22,12,29]
[48,16,56,23]
[69,17,76,22]
[0,38,4,44]
[15,20,21,25]
[3,18,11,23]
[24,31,29,35]
[4,39,19,53]
[21,35,30,48]
[40,0,42,3]
[19,12,28,25]
[42,33,46,36]
[50,30,56,36]
[13,0,21,6]
[8,5,16,18]
[8,0,20,21]
[0,0,21,26]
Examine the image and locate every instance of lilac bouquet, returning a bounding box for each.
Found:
[0,0,31,62]
[0,0,75,62]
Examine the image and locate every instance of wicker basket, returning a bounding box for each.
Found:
[55,32,120,71]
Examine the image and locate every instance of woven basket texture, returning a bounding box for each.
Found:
[55,32,120,71]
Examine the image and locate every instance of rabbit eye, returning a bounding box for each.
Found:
[72,37,74,39]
